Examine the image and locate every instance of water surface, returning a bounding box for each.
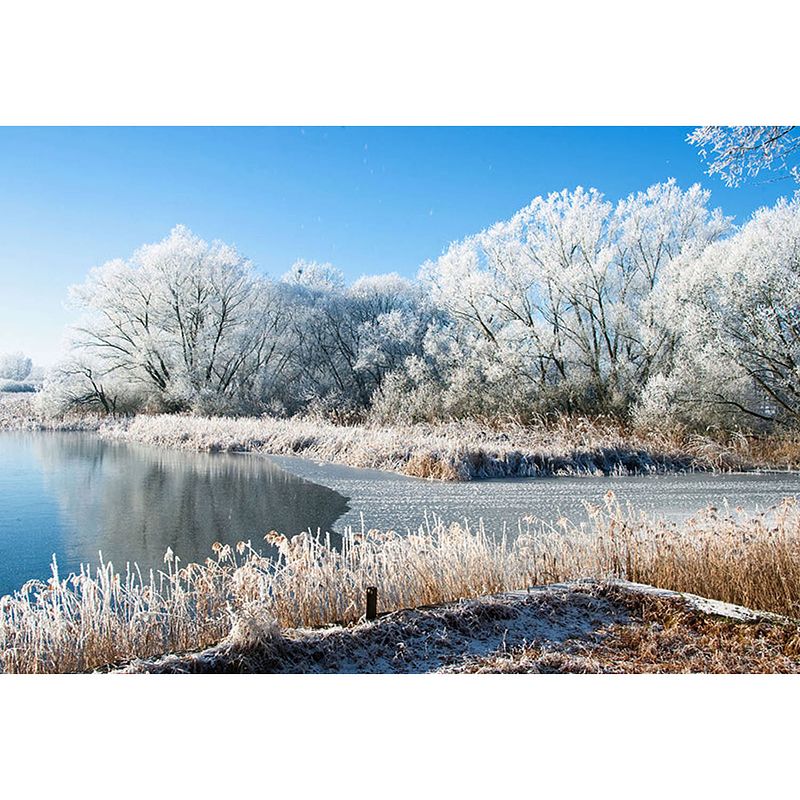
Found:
[271,455,800,532]
[2,431,800,597]
[0,432,347,597]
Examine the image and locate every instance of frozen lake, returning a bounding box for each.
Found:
[2,431,800,597]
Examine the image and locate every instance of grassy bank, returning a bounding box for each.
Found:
[444,585,800,675]
[101,412,705,479]
[119,583,800,674]
[2,494,800,673]
[5,392,797,480]
[0,392,101,433]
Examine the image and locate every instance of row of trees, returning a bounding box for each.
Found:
[0,352,32,382]
[38,182,800,432]
[40,226,436,419]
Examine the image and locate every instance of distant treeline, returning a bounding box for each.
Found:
[0,352,38,393]
[36,180,800,432]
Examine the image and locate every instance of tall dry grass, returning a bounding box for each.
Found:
[100,411,704,480]
[584,496,800,616]
[6,392,799,478]
[2,494,800,673]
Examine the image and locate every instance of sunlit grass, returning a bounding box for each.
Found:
[446,587,800,674]
[96,411,713,479]
[5,392,799,478]
[2,493,800,673]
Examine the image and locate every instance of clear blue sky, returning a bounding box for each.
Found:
[0,126,794,365]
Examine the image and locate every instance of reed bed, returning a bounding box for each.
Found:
[5,392,796,478]
[2,493,800,673]
[100,411,705,479]
[522,494,800,618]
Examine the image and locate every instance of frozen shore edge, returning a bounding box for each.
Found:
[115,580,795,674]
[1,393,737,481]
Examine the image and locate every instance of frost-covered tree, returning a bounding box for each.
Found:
[421,180,729,416]
[35,358,138,416]
[59,226,295,414]
[46,235,439,418]
[348,274,437,397]
[688,126,800,186]
[45,187,800,430]
[650,195,800,428]
[0,351,32,381]
[281,265,435,417]
[283,259,345,292]
[370,317,539,423]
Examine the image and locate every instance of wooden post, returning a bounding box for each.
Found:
[366,586,378,621]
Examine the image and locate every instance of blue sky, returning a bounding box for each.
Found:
[0,126,795,365]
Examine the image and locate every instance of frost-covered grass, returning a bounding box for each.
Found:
[0,392,101,432]
[5,391,796,479]
[124,581,800,674]
[443,585,800,674]
[120,583,634,674]
[3,494,800,673]
[97,409,800,478]
[98,411,714,480]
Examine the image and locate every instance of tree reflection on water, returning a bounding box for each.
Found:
[0,432,349,595]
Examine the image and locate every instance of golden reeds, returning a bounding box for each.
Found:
[2,493,800,673]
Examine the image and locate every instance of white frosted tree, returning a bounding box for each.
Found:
[283,259,345,292]
[35,358,137,416]
[652,195,800,428]
[0,351,32,381]
[421,180,729,416]
[280,267,435,416]
[348,273,435,398]
[45,185,800,430]
[688,126,800,186]
[59,226,295,414]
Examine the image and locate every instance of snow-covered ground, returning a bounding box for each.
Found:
[117,581,796,674]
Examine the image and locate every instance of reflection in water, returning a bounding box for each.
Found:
[3,431,800,598]
[0,432,349,596]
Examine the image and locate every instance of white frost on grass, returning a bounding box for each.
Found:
[97,410,704,481]
[118,583,634,674]
[118,579,796,674]
[0,393,766,482]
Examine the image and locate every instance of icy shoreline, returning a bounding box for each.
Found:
[1,393,734,481]
[117,580,798,674]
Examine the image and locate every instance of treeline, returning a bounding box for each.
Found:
[39,180,800,432]
[0,351,38,392]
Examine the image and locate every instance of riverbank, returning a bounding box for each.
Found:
[3,392,796,480]
[0,392,101,433]
[117,581,800,674]
[2,496,800,673]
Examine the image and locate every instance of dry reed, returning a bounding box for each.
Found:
[5,392,799,478]
[2,493,800,673]
[94,412,713,479]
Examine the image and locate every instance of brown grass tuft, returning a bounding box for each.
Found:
[451,589,800,674]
